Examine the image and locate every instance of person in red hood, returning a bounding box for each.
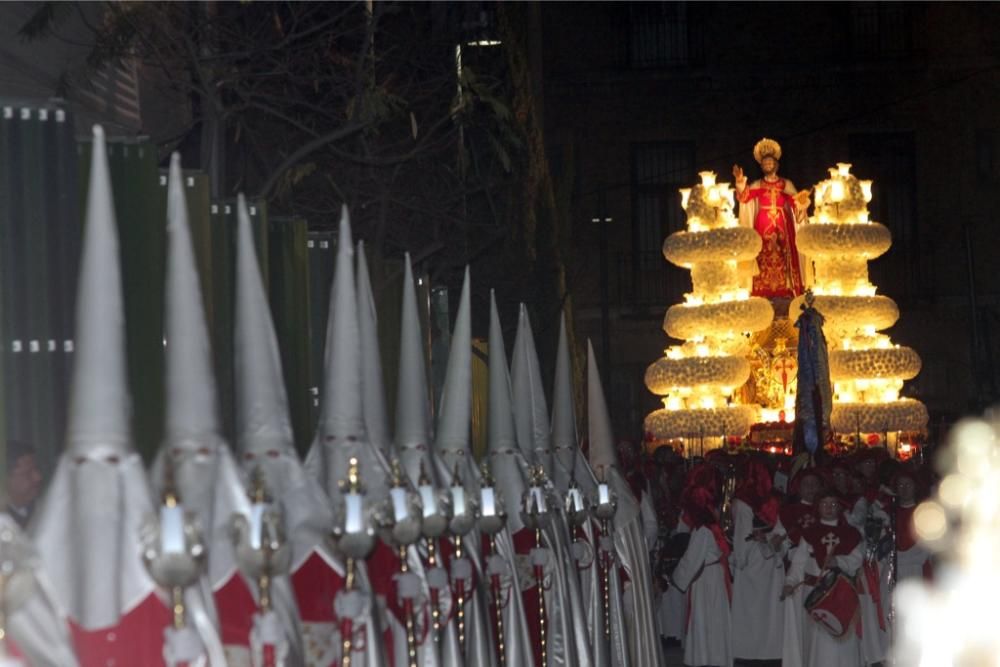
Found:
[671,484,733,667]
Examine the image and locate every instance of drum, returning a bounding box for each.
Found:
[803,568,859,637]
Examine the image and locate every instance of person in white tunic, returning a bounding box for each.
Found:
[784,490,863,667]
[772,468,822,667]
[730,459,783,661]
[670,485,732,667]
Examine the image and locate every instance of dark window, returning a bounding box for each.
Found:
[848,132,920,300]
[849,3,913,59]
[627,3,703,68]
[625,141,694,307]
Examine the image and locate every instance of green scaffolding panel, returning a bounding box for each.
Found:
[306,231,336,434]
[0,103,80,474]
[269,216,311,455]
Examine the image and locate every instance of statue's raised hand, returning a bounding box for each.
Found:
[732,164,746,189]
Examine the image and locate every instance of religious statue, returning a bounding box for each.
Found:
[733,138,811,299]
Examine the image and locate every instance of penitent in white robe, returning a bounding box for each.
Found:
[786,523,864,667]
[671,525,732,667]
[659,520,689,642]
[730,500,784,660]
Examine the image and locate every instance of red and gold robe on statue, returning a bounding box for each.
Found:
[737,177,806,299]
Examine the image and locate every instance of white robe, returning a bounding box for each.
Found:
[786,523,864,667]
[670,526,732,667]
[770,515,808,667]
[730,500,783,660]
[659,521,688,642]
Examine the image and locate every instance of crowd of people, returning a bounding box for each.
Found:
[629,442,935,667]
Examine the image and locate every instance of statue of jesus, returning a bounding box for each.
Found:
[733,138,811,300]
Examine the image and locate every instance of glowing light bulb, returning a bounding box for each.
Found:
[666,347,683,360]
[837,162,852,177]
[665,396,682,411]
[680,188,692,210]
[857,211,869,224]
[814,183,826,205]
[829,179,845,202]
[721,185,735,209]
[707,186,721,205]
[860,180,873,202]
[699,171,717,187]
[696,344,709,357]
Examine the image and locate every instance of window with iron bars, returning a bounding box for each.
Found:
[848,3,914,60]
[627,2,704,68]
[626,141,694,307]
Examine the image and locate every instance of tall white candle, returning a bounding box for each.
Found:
[480,487,496,517]
[345,493,364,534]
[451,486,466,517]
[390,487,410,521]
[249,502,267,550]
[598,483,611,507]
[419,484,437,518]
[531,487,547,514]
[160,504,185,555]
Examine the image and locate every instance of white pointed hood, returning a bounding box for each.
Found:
[551,311,595,494]
[306,208,388,500]
[487,291,529,533]
[395,253,437,486]
[433,268,474,481]
[356,243,392,458]
[163,153,220,446]
[31,125,158,629]
[586,340,618,477]
[234,194,296,459]
[586,346,659,664]
[234,194,341,574]
[510,303,555,476]
[587,341,638,523]
[66,124,130,457]
[156,153,249,591]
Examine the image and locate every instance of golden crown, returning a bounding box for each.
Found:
[753,138,782,164]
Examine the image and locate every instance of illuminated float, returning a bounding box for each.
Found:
[789,163,928,444]
[643,171,774,454]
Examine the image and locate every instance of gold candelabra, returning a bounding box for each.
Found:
[488,535,504,665]
[336,457,368,667]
